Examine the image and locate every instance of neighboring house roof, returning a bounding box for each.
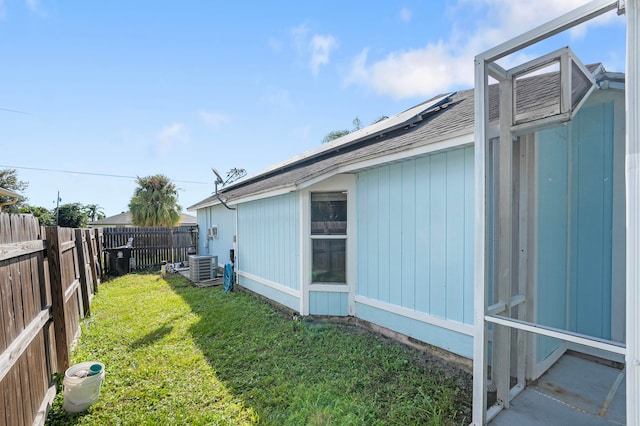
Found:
[188,63,613,211]
[89,211,197,227]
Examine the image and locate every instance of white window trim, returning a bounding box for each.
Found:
[300,174,356,316]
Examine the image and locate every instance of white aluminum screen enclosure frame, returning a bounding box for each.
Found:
[472,0,639,424]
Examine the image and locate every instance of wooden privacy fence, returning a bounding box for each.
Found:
[102,225,198,273]
[0,213,103,426]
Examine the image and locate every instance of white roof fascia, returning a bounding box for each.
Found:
[187,198,220,211]
[478,0,619,63]
[597,71,626,91]
[219,185,297,207]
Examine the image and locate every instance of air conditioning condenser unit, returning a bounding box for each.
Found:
[189,255,218,282]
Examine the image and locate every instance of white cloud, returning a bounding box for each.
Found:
[289,24,338,76]
[345,0,620,99]
[155,123,189,155]
[399,7,412,23]
[198,110,230,129]
[310,34,337,76]
[345,42,473,99]
[290,24,310,54]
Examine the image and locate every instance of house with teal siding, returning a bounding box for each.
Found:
[188,63,625,369]
[190,3,640,422]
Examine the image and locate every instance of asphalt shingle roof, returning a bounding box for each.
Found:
[189,63,608,210]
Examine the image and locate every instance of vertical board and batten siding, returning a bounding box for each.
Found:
[237,192,300,310]
[568,101,614,339]
[356,146,475,357]
[309,292,349,316]
[535,99,620,364]
[536,125,570,362]
[197,204,235,263]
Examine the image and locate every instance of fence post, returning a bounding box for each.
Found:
[45,226,70,373]
[85,229,100,291]
[96,228,103,279]
[170,227,174,265]
[75,229,92,316]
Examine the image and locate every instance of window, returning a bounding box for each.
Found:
[311,192,347,283]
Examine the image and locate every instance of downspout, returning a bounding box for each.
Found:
[216,193,235,210]
[234,204,239,287]
[215,180,235,211]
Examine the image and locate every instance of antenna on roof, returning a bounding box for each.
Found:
[211,167,246,187]
[212,168,224,185]
[224,168,246,186]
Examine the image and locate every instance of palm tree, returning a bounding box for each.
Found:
[129,175,182,227]
[84,204,105,222]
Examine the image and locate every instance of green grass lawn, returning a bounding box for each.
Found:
[46,273,471,425]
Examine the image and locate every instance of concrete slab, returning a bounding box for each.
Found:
[536,354,624,418]
[490,388,619,426]
[490,353,626,425]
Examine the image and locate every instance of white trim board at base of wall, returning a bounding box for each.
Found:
[236,270,301,298]
[354,295,474,336]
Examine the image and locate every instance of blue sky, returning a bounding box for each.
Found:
[0,0,627,217]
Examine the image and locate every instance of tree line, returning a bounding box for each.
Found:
[0,168,184,228]
[0,169,105,227]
